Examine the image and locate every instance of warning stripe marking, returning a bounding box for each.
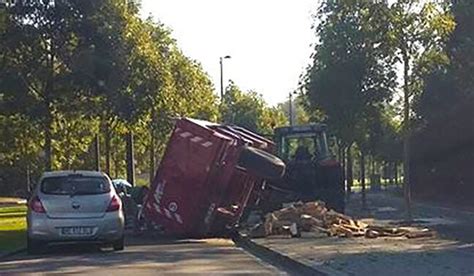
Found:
[164,208,172,219]
[202,141,213,147]
[180,132,192,138]
[149,203,184,224]
[175,213,183,224]
[190,136,203,143]
[153,203,162,214]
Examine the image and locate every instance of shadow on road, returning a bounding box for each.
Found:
[0,234,278,275]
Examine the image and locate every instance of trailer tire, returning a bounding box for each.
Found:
[238,146,286,180]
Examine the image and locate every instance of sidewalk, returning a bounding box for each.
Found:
[246,192,474,275]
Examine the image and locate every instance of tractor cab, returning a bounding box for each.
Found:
[275,124,331,163]
[267,124,345,212]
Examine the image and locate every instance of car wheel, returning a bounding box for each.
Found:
[112,236,124,251]
[27,236,45,255]
[238,146,286,180]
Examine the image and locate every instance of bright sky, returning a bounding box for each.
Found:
[140,0,317,106]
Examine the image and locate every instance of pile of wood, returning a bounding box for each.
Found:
[248,201,435,239]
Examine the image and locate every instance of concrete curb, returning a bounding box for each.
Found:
[233,233,328,276]
[0,247,26,261]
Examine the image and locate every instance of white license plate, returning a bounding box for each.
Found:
[60,227,93,236]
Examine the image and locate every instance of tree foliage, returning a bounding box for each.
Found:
[222,82,287,134]
[304,0,397,151]
[0,0,220,192]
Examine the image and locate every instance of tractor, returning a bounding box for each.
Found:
[255,123,345,213]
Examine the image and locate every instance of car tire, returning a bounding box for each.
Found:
[112,236,124,251]
[27,236,45,255]
[238,146,286,180]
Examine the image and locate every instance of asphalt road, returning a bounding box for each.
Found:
[0,236,283,275]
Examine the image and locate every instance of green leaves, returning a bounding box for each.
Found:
[304,0,457,164]
[0,0,222,183]
[221,82,287,134]
[305,0,396,148]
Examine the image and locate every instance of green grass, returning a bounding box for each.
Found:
[0,205,27,253]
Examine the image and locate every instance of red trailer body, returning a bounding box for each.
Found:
[143,118,276,237]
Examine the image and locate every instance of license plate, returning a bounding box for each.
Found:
[60,227,93,236]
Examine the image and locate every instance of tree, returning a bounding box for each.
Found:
[0,1,94,170]
[415,0,474,123]
[277,95,311,126]
[260,106,288,135]
[388,0,454,219]
[446,0,474,93]
[0,0,224,192]
[73,0,166,184]
[222,82,287,134]
[304,1,397,196]
[0,114,43,194]
[143,19,219,183]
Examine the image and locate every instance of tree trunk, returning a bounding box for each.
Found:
[403,139,412,219]
[360,151,366,210]
[370,156,375,176]
[114,151,120,179]
[341,147,346,187]
[44,115,53,171]
[105,123,111,175]
[394,161,399,186]
[337,142,342,164]
[44,36,55,171]
[94,133,100,171]
[149,128,155,186]
[346,144,353,195]
[26,163,31,192]
[126,131,135,186]
[402,50,412,221]
[389,161,394,185]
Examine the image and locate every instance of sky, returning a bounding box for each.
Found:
[140,0,317,106]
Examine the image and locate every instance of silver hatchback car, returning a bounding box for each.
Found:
[27,170,125,254]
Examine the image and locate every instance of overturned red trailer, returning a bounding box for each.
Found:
[142,118,285,237]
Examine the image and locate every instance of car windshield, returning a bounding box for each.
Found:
[41,176,110,195]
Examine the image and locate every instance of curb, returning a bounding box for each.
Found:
[233,233,328,276]
[0,247,26,260]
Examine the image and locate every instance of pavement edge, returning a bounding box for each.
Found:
[233,233,327,276]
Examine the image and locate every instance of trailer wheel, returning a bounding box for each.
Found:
[238,146,286,180]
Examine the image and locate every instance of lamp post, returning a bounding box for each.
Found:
[288,90,298,126]
[220,55,231,100]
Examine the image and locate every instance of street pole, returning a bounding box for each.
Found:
[219,55,231,100]
[220,57,224,100]
[289,92,293,126]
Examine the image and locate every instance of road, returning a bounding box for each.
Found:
[0,236,283,275]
